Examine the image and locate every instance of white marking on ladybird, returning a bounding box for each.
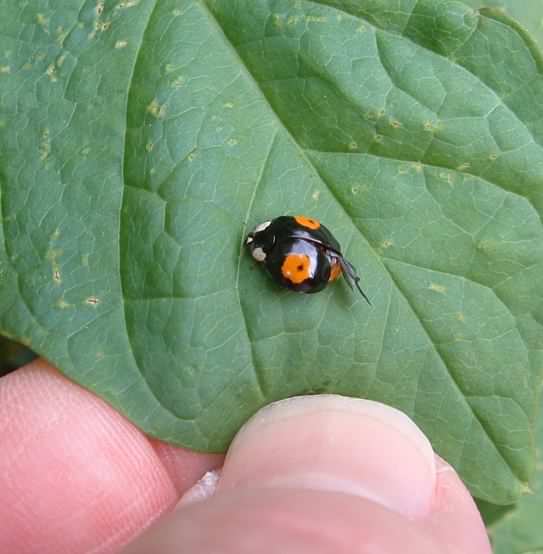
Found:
[253,220,271,233]
[251,247,266,262]
[245,236,254,244]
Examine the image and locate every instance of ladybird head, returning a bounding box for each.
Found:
[245,220,275,263]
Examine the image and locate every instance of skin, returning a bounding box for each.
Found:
[0,359,491,553]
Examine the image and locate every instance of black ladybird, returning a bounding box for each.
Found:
[245,215,370,303]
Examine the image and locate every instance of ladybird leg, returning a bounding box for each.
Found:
[338,257,371,305]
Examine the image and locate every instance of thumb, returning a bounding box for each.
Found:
[125,395,491,554]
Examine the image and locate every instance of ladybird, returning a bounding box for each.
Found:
[245,215,370,303]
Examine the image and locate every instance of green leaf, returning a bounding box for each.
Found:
[0,0,542,505]
[488,397,543,553]
[477,498,514,528]
[463,0,543,48]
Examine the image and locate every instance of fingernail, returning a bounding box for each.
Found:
[218,395,436,518]
[177,469,221,508]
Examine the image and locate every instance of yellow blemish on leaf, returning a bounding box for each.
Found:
[477,239,497,253]
[56,26,68,46]
[439,171,454,185]
[381,239,393,249]
[40,128,51,160]
[390,119,401,129]
[147,98,167,119]
[23,63,32,70]
[57,298,72,309]
[115,40,128,49]
[46,64,57,82]
[457,162,471,171]
[305,15,327,23]
[488,153,498,161]
[172,8,182,16]
[0,65,11,74]
[356,24,366,32]
[312,190,321,201]
[117,0,139,8]
[56,53,67,67]
[412,161,423,172]
[188,150,198,162]
[86,296,100,306]
[96,1,105,16]
[98,20,111,32]
[374,134,383,143]
[227,138,238,146]
[81,254,89,266]
[429,282,446,294]
[348,141,358,150]
[223,101,234,109]
[45,248,63,285]
[423,120,440,132]
[272,14,284,29]
[145,142,154,152]
[520,482,533,495]
[171,76,185,88]
[36,13,50,31]
[456,312,465,321]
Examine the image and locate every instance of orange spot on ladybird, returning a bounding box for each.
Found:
[282,253,311,284]
[329,260,342,282]
[294,215,320,230]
